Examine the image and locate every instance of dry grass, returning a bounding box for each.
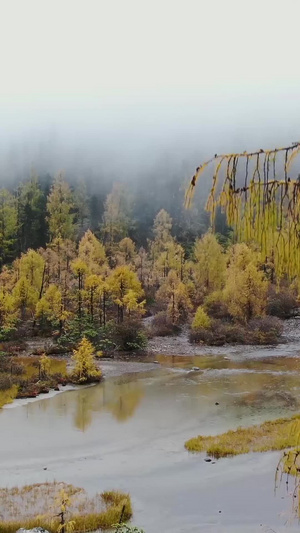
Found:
[17,356,67,380]
[185,415,300,457]
[0,356,68,407]
[0,482,132,533]
[0,385,18,408]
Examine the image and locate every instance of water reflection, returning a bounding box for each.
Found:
[74,379,145,431]
[2,354,300,531]
[155,353,300,373]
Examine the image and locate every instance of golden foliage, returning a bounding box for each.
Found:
[191,306,211,330]
[185,415,300,457]
[72,337,102,383]
[186,142,300,284]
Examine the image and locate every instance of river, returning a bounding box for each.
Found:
[2,325,300,532]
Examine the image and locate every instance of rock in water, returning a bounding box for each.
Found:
[16,527,49,533]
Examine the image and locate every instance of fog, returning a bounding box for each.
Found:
[1,0,300,186]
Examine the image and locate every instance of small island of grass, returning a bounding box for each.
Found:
[185,415,300,458]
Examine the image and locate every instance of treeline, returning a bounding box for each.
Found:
[0,171,296,348]
[0,170,210,267]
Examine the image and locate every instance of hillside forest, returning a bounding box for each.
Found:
[0,170,296,353]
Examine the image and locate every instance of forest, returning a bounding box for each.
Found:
[0,165,296,357]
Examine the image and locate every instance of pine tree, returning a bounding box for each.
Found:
[0,189,18,264]
[16,173,47,253]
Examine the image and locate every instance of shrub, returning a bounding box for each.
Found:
[189,325,226,346]
[247,316,283,344]
[267,287,298,318]
[58,314,99,348]
[191,306,211,330]
[189,317,283,346]
[151,311,180,336]
[203,291,230,319]
[111,320,148,351]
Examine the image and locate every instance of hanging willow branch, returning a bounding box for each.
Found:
[186,142,300,282]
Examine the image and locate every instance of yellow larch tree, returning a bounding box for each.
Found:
[72,337,102,383]
[78,230,107,275]
[223,243,268,323]
[193,232,226,299]
[47,173,74,241]
[156,270,192,325]
[107,265,145,322]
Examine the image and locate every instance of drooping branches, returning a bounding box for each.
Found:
[186,142,300,282]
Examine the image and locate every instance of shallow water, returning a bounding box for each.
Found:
[1,349,300,532]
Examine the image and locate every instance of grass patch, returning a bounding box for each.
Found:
[185,415,300,457]
[0,356,68,407]
[0,482,132,533]
[0,385,18,408]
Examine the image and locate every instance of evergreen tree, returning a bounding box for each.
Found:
[16,173,47,253]
[0,189,18,264]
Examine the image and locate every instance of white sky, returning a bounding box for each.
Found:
[1,0,300,174]
[1,0,299,101]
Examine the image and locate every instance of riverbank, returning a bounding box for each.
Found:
[147,317,300,356]
[1,347,300,532]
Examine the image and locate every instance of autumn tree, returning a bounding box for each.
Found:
[78,230,107,275]
[153,209,172,245]
[192,306,211,330]
[47,173,74,240]
[85,274,109,325]
[36,284,65,329]
[115,237,137,267]
[108,266,145,322]
[40,354,51,379]
[193,232,226,299]
[71,259,88,322]
[156,270,192,325]
[0,288,18,331]
[102,183,132,247]
[223,243,268,323]
[72,337,102,383]
[73,179,90,237]
[13,250,45,320]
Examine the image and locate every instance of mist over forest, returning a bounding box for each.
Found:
[1,0,300,256]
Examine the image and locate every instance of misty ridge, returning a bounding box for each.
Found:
[1,95,300,255]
